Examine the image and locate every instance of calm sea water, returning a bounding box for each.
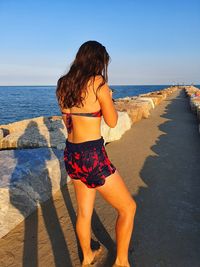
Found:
[0,85,199,125]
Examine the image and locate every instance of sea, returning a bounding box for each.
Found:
[0,85,199,125]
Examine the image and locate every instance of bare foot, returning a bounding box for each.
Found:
[112,264,130,267]
[82,246,103,266]
[113,260,130,267]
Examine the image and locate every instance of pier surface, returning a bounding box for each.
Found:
[1,89,200,267]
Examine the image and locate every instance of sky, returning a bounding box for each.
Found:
[0,0,199,85]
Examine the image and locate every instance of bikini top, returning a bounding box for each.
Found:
[62,109,102,134]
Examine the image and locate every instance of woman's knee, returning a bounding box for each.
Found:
[77,206,93,220]
[131,199,137,215]
[117,198,137,218]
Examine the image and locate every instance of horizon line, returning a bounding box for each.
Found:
[0,83,198,87]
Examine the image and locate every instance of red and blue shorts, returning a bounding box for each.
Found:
[64,136,116,188]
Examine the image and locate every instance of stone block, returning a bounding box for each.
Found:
[101,112,132,142]
[0,111,132,150]
[0,148,69,238]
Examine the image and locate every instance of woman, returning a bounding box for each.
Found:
[56,41,136,267]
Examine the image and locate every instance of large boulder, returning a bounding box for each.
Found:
[0,116,67,150]
[190,97,200,112]
[136,97,155,109]
[0,129,3,141]
[0,147,69,239]
[185,86,200,97]
[0,112,132,150]
[101,111,132,142]
[183,86,200,136]
[115,100,152,122]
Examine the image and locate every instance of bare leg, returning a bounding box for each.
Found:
[72,179,98,265]
[97,170,137,267]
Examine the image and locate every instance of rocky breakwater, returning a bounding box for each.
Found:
[0,113,131,239]
[114,86,177,123]
[184,86,200,132]
[0,86,177,238]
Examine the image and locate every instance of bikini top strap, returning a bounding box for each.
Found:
[62,109,102,117]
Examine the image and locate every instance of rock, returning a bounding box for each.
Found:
[0,129,3,140]
[190,97,200,113]
[101,112,132,142]
[0,128,10,140]
[183,86,200,136]
[0,112,132,150]
[115,100,151,122]
[184,86,200,98]
[0,147,70,238]
[136,97,155,109]
[127,106,143,123]
[0,116,67,150]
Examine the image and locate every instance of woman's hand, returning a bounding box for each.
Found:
[109,89,115,102]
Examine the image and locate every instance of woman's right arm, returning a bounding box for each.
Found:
[95,76,118,128]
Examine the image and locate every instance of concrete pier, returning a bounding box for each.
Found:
[1,88,200,267]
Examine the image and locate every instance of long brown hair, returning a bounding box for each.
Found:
[56,40,110,110]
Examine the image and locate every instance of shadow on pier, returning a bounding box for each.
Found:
[133,90,200,267]
[6,120,74,267]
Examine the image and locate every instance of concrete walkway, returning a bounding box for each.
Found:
[1,89,200,267]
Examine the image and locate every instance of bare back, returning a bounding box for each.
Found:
[61,75,118,143]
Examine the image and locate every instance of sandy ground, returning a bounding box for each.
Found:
[1,89,200,267]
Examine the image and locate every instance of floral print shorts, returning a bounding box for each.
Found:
[64,136,116,188]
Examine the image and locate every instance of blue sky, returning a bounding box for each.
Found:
[0,0,199,85]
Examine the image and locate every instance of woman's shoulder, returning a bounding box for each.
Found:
[87,75,106,92]
[87,75,103,84]
[94,75,105,84]
[94,74,104,81]
[94,75,107,89]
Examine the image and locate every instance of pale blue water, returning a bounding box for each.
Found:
[0,85,199,125]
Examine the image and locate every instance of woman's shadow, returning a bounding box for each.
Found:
[9,120,73,267]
